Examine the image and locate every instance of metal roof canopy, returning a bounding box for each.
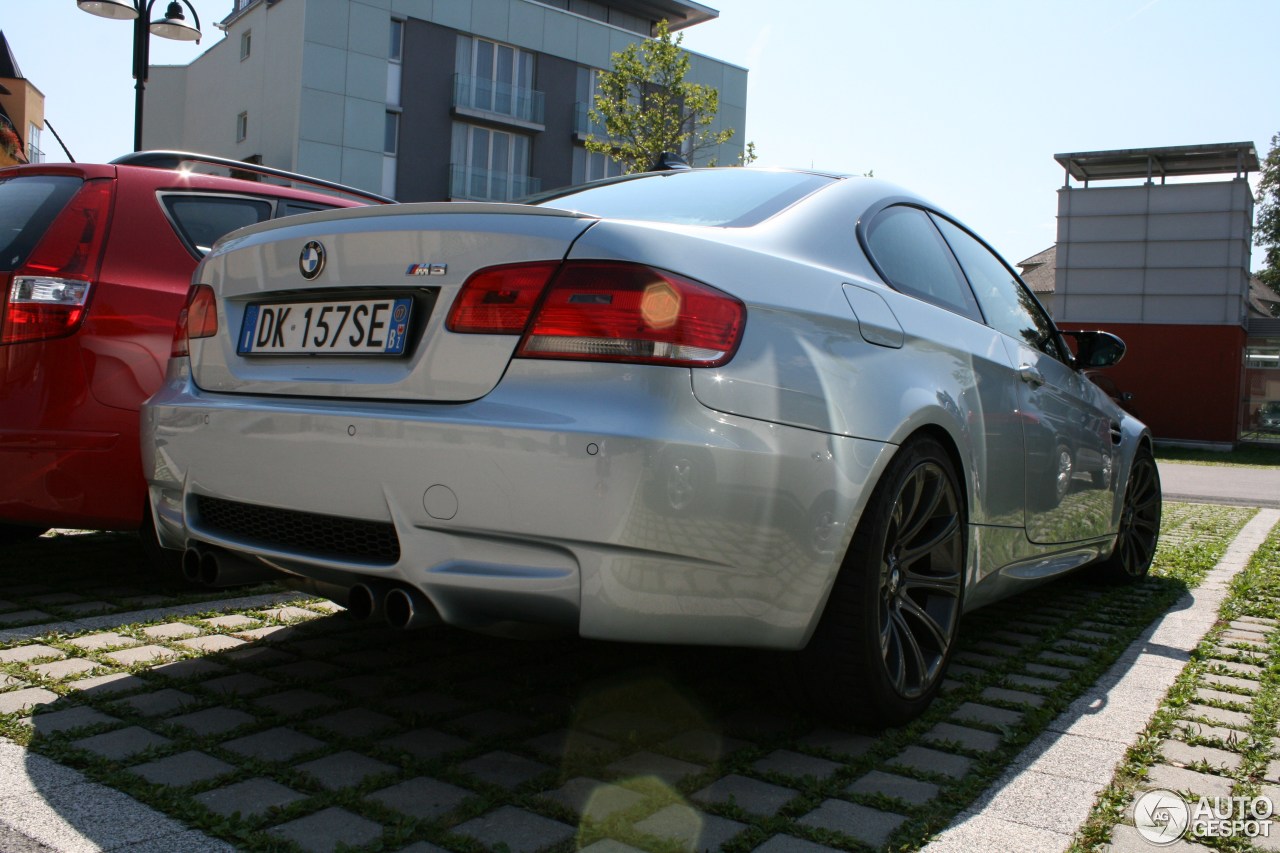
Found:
[1054,141,1260,186]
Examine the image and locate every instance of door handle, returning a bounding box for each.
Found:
[1018,365,1045,387]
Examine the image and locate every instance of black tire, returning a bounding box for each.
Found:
[0,523,47,544]
[799,436,965,728]
[1095,445,1161,582]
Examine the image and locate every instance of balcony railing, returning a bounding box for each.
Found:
[449,164,540,202]
[452,74,545,126]
[573,102,609,139]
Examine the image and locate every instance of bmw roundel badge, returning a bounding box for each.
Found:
[299,241,326,280]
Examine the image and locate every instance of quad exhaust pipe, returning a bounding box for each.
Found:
[344,582,440,630]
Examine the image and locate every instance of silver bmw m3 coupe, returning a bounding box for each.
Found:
[141,167,1161,726]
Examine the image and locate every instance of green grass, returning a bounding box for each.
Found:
[1156,443,1280,468]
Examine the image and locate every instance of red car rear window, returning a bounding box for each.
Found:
[0,175,83,271]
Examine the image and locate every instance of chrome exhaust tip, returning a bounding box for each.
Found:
[385,586,441,630]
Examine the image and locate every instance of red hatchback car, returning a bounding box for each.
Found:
[0,151,386,552]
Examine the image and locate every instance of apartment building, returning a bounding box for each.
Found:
[144,0,747,200]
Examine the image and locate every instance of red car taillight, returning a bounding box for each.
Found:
[2,179,113,345]
[448,261,745,367]
[170,284,218,358]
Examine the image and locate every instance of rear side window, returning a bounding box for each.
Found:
[863,205,982,320]
[163,195,273,256]
[0,175,83,270]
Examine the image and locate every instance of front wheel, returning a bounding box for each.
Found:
[1096,446,1161,582]
[799,436,965,728]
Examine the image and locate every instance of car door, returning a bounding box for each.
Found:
[930,214,1118,544]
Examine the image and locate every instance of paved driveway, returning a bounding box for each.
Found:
[1158,461,1280,507]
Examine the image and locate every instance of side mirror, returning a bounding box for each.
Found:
[1064,330,1126,368]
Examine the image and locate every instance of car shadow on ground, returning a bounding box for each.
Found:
[1,530,1200,852]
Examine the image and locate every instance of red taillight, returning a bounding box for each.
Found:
[446,262,559,334]
[2,179,113,345]
[519,262,745,367]
[448,260,744,367]
[170,284,218,358]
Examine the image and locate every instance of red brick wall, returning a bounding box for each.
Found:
[1060,323,1245,443]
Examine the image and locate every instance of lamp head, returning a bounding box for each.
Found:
[77,0,140,20]
[150,1,202,42]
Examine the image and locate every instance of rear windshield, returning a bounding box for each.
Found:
[0,175,83,271]
[533,169,836,227]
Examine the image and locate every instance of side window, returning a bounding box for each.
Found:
[930,214,1065,361]
[163,195,272,257]
[862,205,981,320]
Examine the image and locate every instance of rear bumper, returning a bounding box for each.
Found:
[142,358,893,649]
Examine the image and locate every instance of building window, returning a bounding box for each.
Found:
[240,30,251,60]
[572,147,623,185]
[384,111,400,155]
[27,123,43,163]
[236,112,248,143]
[389,19,403,62]
[450,123,536,201]
[454,36,541,124]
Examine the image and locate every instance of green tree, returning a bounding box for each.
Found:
[586,19,738,173]
[1257,131,1280,302]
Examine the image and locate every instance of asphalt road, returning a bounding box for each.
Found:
[1157,460,1280,508]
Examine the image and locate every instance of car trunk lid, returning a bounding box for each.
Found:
[188,203,597,402]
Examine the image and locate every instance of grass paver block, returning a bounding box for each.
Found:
[380,727,468,760]
[1185,703,1252,729]
[752,749,843,781]
[797,799,907,847]
[847,770,941,806]
[297,750,397,791]
[525,728,618,761]
[201,673,276,696]
[1145,763,1234,799]
[149,658,227,680]
[103,645,179,666]
[72,725,171,760]
[257,605,322,621]
[692,773,799,816]
[1159,739,1242,772]
[367,776,472,820]
[0,673,24,689]
[68,672,147,696]
[952,701,1024,728]
[459,750,553,789]
[797,729,875,758]
[221,646,294,667]
[383,690,466,717]
[632,803,746,851]
[235,625,296,643]
[60,601,113,615]
[1005,674,1061,691]
[67,632,140,651]
[981,685,1048,708]
[117,688,196,717]
[1212,660,1264,677]
[176,635,246,654]
[1202,672,1259,693]
[266,660,345,681]
[142,623,202,640]
[890,745,975,779]
[0,645,64,663]
[607,750,705,785]
[222,726,325,762]
[129,750,235,786]
[0,687,59,714]
[195,777,306,819]
[1195,687,1250,707]
[1023,663,1073,680]
[29,658,100,680]
[582,709,677,741]
[0,610,52,626]
[542,777,644,820]
[310,707,397,737]
[254,688,341,716]
[452,708,531,737]
[168,706,258,737]
[926,722,1002,753]
[203,615,261,630]
[1176,720,1248,747]
[24,705,119,735]
[454,805,576,853]
[752,836,845,853]
[662,729,751,763]
[268,804,384,850]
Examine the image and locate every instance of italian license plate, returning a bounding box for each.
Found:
[238,296,413,355]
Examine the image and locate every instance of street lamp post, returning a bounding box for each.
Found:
[76,0,202,152]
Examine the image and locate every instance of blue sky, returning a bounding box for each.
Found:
[4,0,1276,268]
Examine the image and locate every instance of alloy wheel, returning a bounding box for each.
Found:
[1114,453,1161,577]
